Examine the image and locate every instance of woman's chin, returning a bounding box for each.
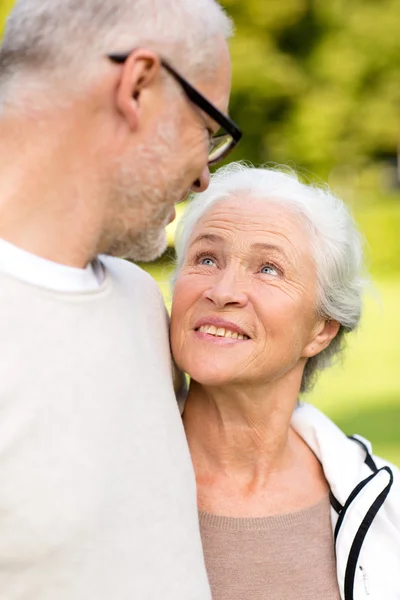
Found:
[186,367,238,388]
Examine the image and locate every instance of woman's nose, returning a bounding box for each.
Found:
[191,166,210,193]
[203,272,248,309]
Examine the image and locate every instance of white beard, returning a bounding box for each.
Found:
[116,224,168,262]
[101,116,187,262]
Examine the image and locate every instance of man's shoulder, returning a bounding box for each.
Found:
[100,256,161,294]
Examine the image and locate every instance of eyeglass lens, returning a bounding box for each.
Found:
[208,134,234,165]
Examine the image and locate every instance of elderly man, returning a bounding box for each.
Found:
[0,0,241,598]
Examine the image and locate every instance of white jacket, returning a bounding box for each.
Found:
[292,403,400,600]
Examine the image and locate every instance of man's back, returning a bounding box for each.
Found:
[0,257,211,599]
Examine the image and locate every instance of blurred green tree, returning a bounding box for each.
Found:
[0,1,14,37]
[223,0,400,180]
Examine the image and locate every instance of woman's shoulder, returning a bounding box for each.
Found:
[291,402,400,497]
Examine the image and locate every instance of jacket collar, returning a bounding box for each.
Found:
[291,402,371,504]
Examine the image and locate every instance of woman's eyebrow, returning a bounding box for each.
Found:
[189,233,225,247]
[251,242,291,262]
[189,236,292,263]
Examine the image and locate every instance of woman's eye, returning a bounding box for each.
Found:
[260,264,279,276]
[200,257,216,267]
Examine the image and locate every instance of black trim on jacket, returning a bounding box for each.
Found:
[329,490,343,514]
[329,437,395,599]
[343,467,394,600]
[333,472,376,542]
[348,435,378,473]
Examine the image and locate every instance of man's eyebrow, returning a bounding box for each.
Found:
[189,233,225,247]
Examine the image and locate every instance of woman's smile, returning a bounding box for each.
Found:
[193,316,251,344]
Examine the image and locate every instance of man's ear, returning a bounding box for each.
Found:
[302,319,341,358]
[115,49,162,131]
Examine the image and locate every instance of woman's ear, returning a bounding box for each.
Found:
[302,319,341,358]
[114,49,162,131]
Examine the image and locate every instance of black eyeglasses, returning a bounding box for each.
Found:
[108,53,242,166]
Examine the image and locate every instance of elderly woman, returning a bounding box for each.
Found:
[170,163,400,600]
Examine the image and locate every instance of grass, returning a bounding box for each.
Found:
[142,254,400,468]
[308,278,400,467]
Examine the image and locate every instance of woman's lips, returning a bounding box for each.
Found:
[193,329,249,344]
[193,317,251,344]
[193,316,250,339]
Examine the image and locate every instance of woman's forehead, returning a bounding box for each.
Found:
[191,196,309,247]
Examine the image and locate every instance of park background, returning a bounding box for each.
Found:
[1,0,399,465]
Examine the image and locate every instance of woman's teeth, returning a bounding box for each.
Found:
[197,325,249,340]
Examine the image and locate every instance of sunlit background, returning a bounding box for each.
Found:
[1,0,399,464]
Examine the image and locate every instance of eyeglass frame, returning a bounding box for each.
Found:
[107,52,242,165]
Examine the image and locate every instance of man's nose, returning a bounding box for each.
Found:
[190,166,210,193]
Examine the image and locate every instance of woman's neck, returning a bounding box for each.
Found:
[183,379,300,485]
[183,379,329,517]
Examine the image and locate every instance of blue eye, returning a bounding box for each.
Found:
[200,257,216,267]
[261,264,278,276]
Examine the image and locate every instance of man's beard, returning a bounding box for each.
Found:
[109,223,168,262]
[101,118,187,262]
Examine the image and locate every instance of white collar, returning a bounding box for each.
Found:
[292,402,370,502]
[0,237,104,292]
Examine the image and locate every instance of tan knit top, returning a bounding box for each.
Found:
[199,494,341,600]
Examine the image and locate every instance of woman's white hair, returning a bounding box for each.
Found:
[173,162,368,393]
[0,0,232,101]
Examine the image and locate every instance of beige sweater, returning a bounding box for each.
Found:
[200,494,341,600]
[0,257,211,600]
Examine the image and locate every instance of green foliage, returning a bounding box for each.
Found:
[0,0,14,37]
[357,199,400,278]
[222,0,400,179]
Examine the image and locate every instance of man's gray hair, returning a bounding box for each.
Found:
[173,162,368,393]
[0,0,233,100]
